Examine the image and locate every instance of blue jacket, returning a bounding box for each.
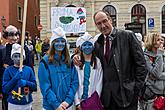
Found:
[2,66,37,105]
[38,55,79,110]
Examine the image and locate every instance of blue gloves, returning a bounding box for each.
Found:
[17,79,27,87]
[13,71,22,81]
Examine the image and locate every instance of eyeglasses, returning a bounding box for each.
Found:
[96,19,109,27]
[7,31,20,36]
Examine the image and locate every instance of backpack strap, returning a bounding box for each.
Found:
[40,59,49,71]
[40,59,52,87]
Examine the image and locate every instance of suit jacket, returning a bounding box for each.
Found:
[94,28,147,107]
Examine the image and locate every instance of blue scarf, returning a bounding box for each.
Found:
[81,61,90,99]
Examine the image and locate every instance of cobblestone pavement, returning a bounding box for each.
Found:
[32,63,42,110]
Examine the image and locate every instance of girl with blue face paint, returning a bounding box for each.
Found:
[53,37,66,52]
[81,41,94,55]
[38,27,78,110]
[74,32,103,110]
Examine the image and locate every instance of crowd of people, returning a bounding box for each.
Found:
[0,9,164,110]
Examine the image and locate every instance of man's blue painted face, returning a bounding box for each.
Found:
[53,37,66,52]
[81,41,94,55]
[12,53,21,65]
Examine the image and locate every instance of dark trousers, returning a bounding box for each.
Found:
[104,96,138,110]
[2,94,8,110]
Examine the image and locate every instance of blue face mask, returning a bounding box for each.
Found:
[81,41,94,55]
[12,53,21,66]
[53,37,66,52]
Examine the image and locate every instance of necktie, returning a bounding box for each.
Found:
[105,36,110,61]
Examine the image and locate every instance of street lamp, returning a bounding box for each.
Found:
[1,16,6,32]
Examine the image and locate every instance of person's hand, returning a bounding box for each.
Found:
[76,104,81,110]
[159,46,164,50]
[61,101,69,109]
[159,44,165,51]
[13,71,22,81]
[73,54,82,66]
[0,93,3,100]
[17,79,27,87]
[56,104,65,110]
[3,64,9,68]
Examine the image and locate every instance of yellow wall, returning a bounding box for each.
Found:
[40,0,165,39]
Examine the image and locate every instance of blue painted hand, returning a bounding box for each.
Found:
[17,79,27,87]
[13,71,22,81]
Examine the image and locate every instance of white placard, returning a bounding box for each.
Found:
[51,7,86,33]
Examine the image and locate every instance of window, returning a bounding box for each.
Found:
[103,5,117,27]
[34,16,38,27]
[17,5,23,21]
[162,5,165,33]
[131,4,146,35]
[66,5,76,7]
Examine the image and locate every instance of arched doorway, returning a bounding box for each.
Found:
[131,4,146,35]
[103,5,117,27]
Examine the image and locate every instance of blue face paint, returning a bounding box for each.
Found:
[53,37,66,52]
[12,53,21,65]
[81,41,94,55]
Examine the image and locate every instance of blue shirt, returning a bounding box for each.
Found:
[2,66,37,105]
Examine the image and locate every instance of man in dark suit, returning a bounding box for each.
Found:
[74,10,147,110]
[94,10,147,110]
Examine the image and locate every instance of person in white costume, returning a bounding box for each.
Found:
[74,32,103,110]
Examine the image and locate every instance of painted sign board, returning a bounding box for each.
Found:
[51,7,86,33]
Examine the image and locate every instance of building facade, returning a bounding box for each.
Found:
[40,0,165,39]
[0,0,40,38]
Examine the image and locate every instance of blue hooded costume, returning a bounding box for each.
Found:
[38,54,78,110]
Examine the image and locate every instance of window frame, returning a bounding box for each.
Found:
[17,4,23,22]
[34,16,38,27]
[103,5,117,27]
[131,4,146,35]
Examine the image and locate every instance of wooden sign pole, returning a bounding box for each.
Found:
[19,0,28,95]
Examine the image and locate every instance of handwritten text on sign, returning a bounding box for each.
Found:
[51,7,86,33]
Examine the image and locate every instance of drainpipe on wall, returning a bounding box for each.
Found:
[92,0,96,34]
